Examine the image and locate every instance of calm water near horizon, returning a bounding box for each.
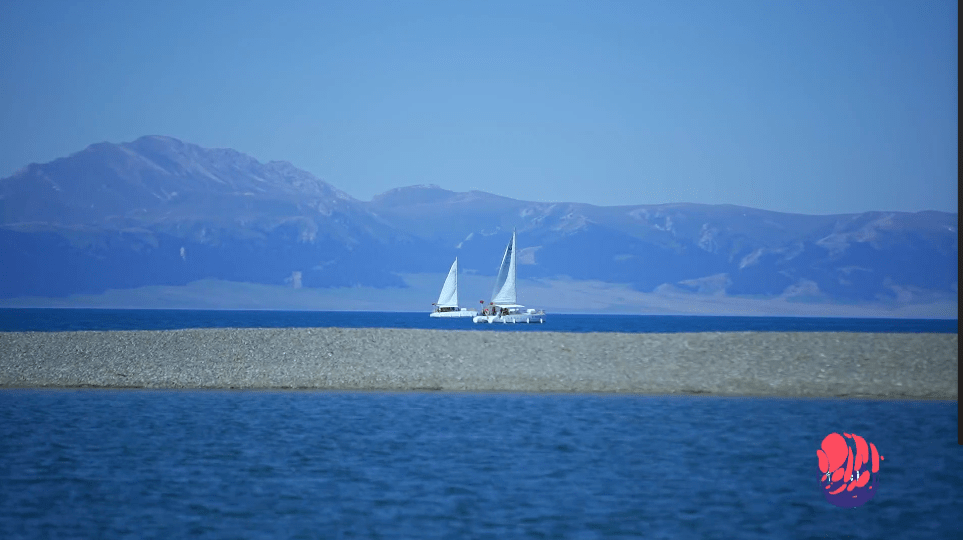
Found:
[0,308,957,333]
[1,390,959,539]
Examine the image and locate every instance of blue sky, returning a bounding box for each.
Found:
[1,0,957,215]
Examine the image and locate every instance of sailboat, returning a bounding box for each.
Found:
[473,230,545,324]
[430,257,478,318]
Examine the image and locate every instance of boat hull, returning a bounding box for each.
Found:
[430,310,478,318]
[472,313,545,324]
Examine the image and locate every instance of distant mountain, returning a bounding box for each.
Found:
[366,185,957,304]
[0,136,440,295]
[1,136,957,311]
[3,135,371,233]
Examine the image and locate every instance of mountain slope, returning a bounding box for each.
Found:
[1,136,957,311]
[0,136,443,295]
[365,186,957,303]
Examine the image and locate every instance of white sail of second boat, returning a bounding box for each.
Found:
[489,233,517,306]
[473,230,545,324]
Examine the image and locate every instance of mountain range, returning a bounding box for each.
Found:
[0,136,957,315]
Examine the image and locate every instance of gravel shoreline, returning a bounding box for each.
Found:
[0,328,957,399]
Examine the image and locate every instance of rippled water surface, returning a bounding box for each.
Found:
[0,390,959,539]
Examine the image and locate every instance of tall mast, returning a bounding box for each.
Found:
[511,229,516,302]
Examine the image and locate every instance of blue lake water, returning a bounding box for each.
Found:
[0,308,957,333]
[0,309,958,538]
[0,390,959,539]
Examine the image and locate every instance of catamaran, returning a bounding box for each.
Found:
[430,257,478,318]
[473,230,545,324]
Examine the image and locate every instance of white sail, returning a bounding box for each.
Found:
[436,258,459,307]
[490,231,517,305]
[473,230,544,324]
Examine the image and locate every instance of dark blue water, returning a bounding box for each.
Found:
[0,390,959,539]
[0,308,957,333]
[2,310,958,537]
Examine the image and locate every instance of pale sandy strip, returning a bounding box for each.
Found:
[0,329,956,399]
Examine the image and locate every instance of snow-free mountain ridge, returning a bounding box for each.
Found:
[1,136,957,313]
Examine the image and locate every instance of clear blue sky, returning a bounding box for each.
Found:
[1,0,957,215]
